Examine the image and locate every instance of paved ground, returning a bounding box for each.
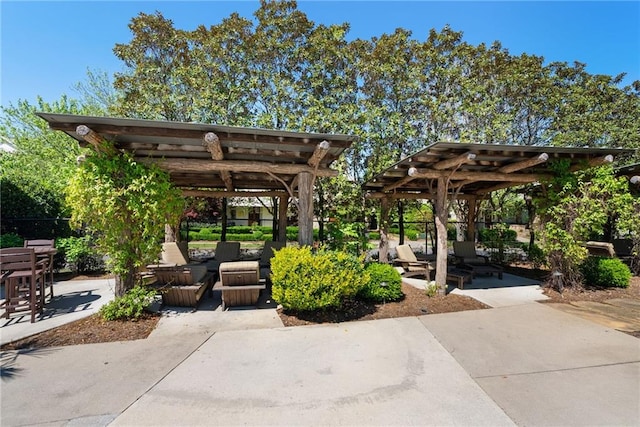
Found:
[0,278,115,345]
[2,278,639,426]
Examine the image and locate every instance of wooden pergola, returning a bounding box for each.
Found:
[363,142,637,286]
[36,113,357,245]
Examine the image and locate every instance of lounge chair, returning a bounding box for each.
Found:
[148,242,213,307]
[256,241,286,280]
[205,241,241,274]
[393,244,433,279]
[453,241,490,265]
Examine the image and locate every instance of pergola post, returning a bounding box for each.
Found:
[297,171,314,246]
[278,195,288,243]
[434,177,449,287]
[378,197,392,263]
[221,198,228,241]
[467,197,477,241]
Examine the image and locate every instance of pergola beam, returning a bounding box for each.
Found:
[182,190,289,198]
[366,192,478,201]
[76,125,116,155]
[432,151,476,170]
[142,158,338,177]
[497,153,549,173]
[406,168,547,183]
[203,132,234,191]
[308,140,331,168]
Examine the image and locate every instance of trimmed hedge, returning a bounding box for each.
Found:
[271,247,369,311]
[580,256,631,288]
[359,263,403,302]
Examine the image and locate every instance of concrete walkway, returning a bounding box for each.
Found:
[2,280,639,426]
[1,278,115,345]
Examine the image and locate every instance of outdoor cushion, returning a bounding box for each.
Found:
[161,242,190,265]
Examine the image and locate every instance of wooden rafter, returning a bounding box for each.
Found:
[307,140,331,168]
[367,192,478,201]
[497,153,549,173]
[75,125,116,155]
[49,122,353,149]
[405,168,547,183]
[570,155,614,171]
[182,189,288,198]
[202,132,234,191]
[383,174,416,192]
[144,158,338,177]
[432,151,476,170]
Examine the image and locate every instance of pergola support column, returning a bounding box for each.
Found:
[297,172,314,246]
[434,178,448,288]
[278,195,288,243]
[378,197,392,263]
[467,197,477,241]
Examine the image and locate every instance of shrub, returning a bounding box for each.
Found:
[56,236,105,273]
[359,263,403,303]
[406,229,419,240]
[0,232,23,248]
[479,226,517,244]
[368,231,380,240]
[99,285,157,320]
[580,256,631,288]
[271,247,369,311]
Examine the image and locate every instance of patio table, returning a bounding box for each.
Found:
[459,263,503,280]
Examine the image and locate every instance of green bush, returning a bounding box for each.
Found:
[479,227,517,243]
[99,285,157,320]
[580,256,631,288]
[406,229,419,240]
[359,263,403,302]
[0,232,23,248]
[447,224,457,241]
[271,247,369,311]
[56,236,105,273]
[368,231,380,240]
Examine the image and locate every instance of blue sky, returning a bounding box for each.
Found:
[1,1,639,107]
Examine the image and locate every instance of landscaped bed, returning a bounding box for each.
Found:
[2,268,638,351]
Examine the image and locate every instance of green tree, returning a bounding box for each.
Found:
[67,151,184,295]
[0,96,88,236]
[535,163,635,288]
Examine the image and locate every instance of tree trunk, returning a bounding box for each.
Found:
[115,260,136,297]
[434,178,449,287]
[378,197,391,263]
[164,224,177,243]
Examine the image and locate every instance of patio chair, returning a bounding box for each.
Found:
[585,241,615,258]
[453,241,490,266]
[255,241,286,280]
[1,247,45,323]
[24,239,55,298]
[393,244,433,279]
[205,241,241,274]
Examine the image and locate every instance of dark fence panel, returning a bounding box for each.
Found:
[1,217,72,239]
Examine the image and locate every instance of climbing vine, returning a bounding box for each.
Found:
[66,150,184,295]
